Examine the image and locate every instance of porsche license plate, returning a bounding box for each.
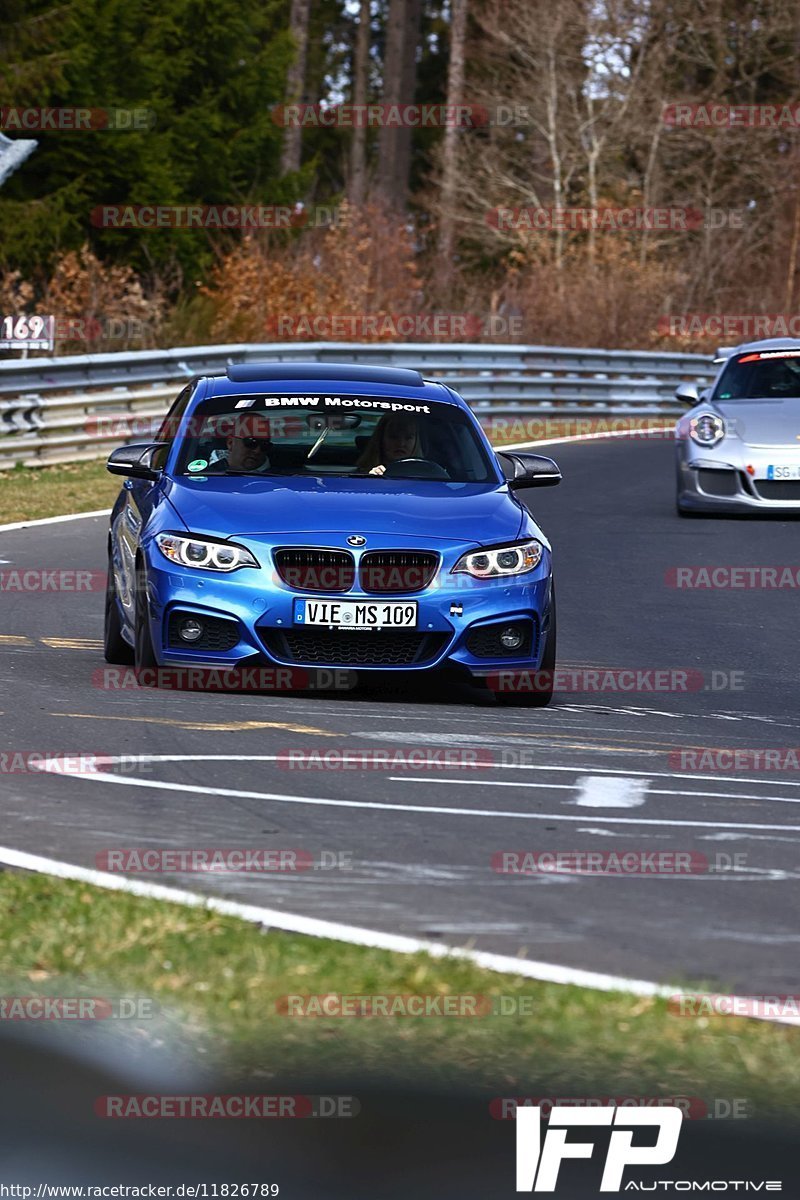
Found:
[766,465,800,480]
[294,599,418,629]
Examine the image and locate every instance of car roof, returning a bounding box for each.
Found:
[195,362,465,407]
[716,337,800,362]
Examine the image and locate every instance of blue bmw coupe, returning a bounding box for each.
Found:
[104,363,560,704]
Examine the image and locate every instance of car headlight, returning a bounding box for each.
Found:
[689,412,725,446]
[155,532,259,572]
[452,539,543,579]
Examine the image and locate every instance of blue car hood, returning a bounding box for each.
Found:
[164,475,526,545]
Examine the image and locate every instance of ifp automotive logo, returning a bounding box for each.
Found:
[516,1104,682,1192]
[514,1105,783,1192]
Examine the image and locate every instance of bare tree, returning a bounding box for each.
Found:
[392,0,422,206]
[783,2,800,310]
[280,0,312,176]
[437,0,467,275]
[376,0,408,205]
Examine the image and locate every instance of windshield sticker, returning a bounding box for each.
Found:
[738,350,800,363]
[187,458,209,472]
[231,394,433,414]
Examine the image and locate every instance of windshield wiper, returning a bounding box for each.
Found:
[305,427,330,461]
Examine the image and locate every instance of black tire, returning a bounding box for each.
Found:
[496,587,557,708]
[134,564,159,686]
[104,552,134,665]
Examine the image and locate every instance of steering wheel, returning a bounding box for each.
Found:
[382,457,450,480]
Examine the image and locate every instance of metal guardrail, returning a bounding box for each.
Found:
[0,342,715,469]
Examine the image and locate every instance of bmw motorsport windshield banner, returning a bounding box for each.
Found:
[233,394,434,414]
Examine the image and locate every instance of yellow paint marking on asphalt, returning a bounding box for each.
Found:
[533,741,658,756]
[52,712,337,736]
[0,634,34,646]
[40,637,103,650]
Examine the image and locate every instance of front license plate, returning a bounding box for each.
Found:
[294,599,418,629]
[766,464,800,480]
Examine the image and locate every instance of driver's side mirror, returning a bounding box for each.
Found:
[675,382,702,406]
[106,442,169,481]
[497,451,562,489]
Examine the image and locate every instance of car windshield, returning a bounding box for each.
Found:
[715,351,800,400]
[174,394,496,482]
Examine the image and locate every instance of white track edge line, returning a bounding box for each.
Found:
[0,843,796,1027]
[0,508,111,534]
[498,428,672,450]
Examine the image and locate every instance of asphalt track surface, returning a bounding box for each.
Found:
[2,436,799,995]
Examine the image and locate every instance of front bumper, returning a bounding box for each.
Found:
[676,449,800,513]
[140,539,554,676]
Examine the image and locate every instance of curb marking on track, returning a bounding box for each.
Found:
[54,712,337,736]
[572,776,650,808]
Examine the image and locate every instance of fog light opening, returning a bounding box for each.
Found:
[499,625,524,651]
[179,617,204,643]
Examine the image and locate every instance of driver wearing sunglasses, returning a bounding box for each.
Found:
[207,414,273,473]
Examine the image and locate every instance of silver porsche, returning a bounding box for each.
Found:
[675,337,800,515]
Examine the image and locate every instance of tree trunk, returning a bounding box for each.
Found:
[348,0,371,206]
[280,0,312,176]
[437,0,468,274]
[784,4,800,310]
[376,0,407,206]
[392,0,422,207]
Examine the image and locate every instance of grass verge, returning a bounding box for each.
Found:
[0,460,117,524]
[0,870,796,1118]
